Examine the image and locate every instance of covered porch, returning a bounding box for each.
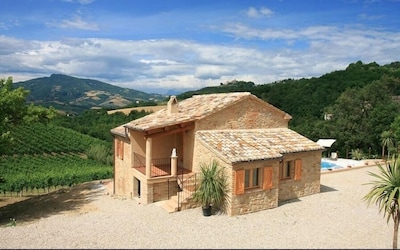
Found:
[132,152,192,178]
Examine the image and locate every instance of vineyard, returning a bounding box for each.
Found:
[1,123,110,155]
[0,123,113,196]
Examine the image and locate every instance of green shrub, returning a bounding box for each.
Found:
[85,144,113,165]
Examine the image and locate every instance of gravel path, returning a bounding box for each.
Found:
[0,165,393,249]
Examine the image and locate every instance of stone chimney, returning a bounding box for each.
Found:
[167,96,179,115]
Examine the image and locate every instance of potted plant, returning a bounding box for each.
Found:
[192,160,229,216]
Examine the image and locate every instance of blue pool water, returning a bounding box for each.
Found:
[321,160,341,170]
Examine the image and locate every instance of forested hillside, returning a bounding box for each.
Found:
[14,74,167,114]
[177,61,400,158]
[51,108,150,142]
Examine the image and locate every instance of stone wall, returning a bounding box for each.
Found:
[278,151,322,201]
[196,97,289,131]
[230,160,280,216]
[192,138,322,216]
[192,139,282,216]
[113,136,133,198]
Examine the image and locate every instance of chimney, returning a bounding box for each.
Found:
[167,96,179,115]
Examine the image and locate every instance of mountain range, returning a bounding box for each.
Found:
[13,61,400,117]
[14,74,168,114]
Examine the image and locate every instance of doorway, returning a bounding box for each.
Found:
[133,177,141,198]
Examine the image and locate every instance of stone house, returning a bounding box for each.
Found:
[110,92,324,216]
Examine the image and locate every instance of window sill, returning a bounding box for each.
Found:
[244,187,262,193]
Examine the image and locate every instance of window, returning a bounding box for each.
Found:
[280,161,293,180]
[280,159,302,180]
[116,139,124,160]
[235,166,274,195]
[245,168,259,189]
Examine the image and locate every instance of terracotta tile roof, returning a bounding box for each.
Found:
[196,128,324,163]
[121,92,289,132]
[110,125,127,137]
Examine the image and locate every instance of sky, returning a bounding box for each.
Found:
[0,0,399,94]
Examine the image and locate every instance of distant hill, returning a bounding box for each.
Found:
[14,74,168,114]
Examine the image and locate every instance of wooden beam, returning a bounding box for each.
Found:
[144,122,194,138]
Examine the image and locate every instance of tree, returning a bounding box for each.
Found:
[381,130,395,160]
[391,116,400,146]
[0,77,29,149]
[0,77,57,152]
[364,155,400,249]
[24,104,57,124]
[325,80,399,158]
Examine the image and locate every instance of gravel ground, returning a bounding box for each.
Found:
[0,164,393,249]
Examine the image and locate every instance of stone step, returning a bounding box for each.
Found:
[159,195,179,213]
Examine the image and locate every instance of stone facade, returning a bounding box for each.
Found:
[192,136,322,216]
[196,97,290,131]
[277,151,321,201]
[111,92,323,215]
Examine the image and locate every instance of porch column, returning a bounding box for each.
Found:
[145,137,152,178]
[171,148,178,176]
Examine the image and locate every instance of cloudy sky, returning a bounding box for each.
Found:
[1,0,399,94]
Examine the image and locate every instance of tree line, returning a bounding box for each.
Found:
[178,61,400,159]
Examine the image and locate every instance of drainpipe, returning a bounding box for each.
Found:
[171,148,178,176]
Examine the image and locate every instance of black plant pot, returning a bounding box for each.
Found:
[202,205,212,216]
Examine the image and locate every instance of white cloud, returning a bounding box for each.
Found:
[358,13,384,21]
[246,7,274,18]
[260,7,274,16]
[47,15,99,30]
[2,22,400,94]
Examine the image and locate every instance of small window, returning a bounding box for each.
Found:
[280,160,293,180]
[245,168,260,189]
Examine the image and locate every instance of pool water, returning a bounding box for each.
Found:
[321,160,341,170]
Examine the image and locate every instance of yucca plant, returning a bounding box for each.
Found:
[364,155,400,249]
[192,160,229,216]
[351,148,364,160]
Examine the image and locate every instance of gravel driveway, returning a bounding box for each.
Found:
[0,165,392,249]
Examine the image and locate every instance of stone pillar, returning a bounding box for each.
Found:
[171,148,178,176]
[146,137,152,178]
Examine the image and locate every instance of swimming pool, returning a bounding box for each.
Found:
[321,159,342,170]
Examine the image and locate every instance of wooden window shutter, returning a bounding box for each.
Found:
[263,167,273,190]
[119,140,124,160]
[294,159,302,180]
[115,139,120,157]
[235,170,245,195]
[116,140,124,160]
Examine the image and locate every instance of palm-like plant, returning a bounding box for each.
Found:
[351,148,364,160]
[364,155,400,249]
[192,160,229,215]
[381,130,395,160]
